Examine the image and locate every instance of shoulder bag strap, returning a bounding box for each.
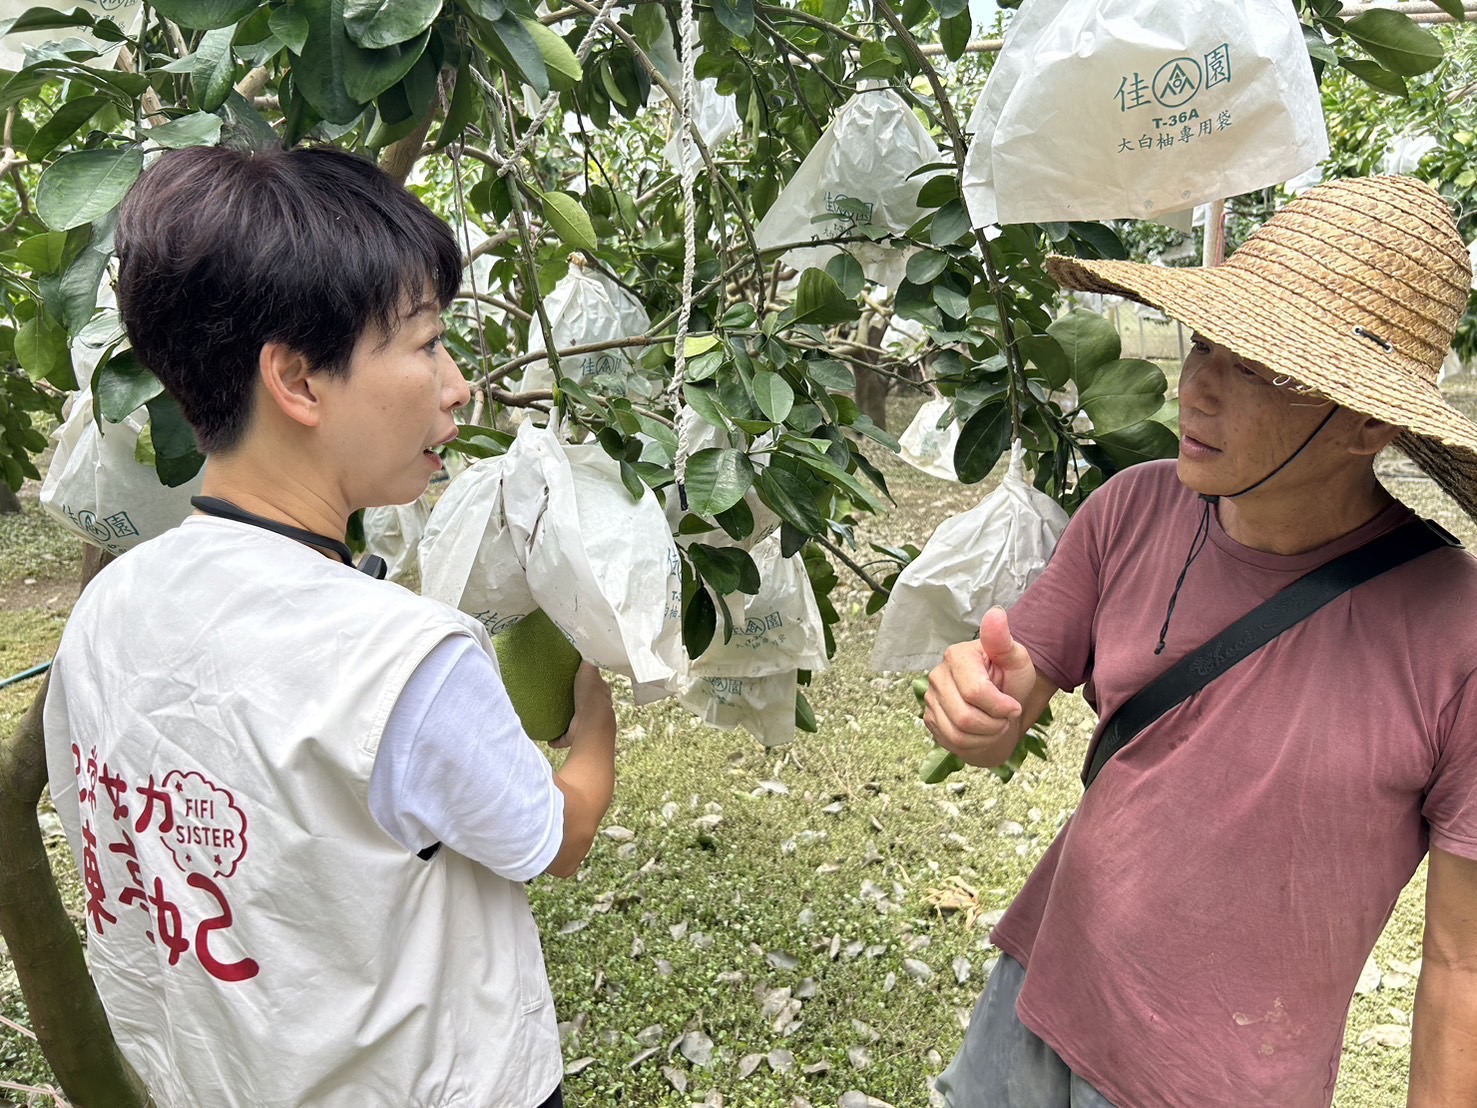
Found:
[1082,517,1460,790]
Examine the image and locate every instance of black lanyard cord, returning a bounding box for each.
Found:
[190,496,387,579]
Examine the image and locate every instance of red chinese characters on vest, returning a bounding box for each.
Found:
[70,744,260,983]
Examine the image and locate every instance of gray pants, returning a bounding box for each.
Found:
[936,954,1117,1108]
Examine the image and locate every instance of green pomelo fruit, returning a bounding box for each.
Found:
[492,609,582,742]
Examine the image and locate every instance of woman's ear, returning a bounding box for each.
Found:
[1347,415,1401,458]
[258,342,320,428]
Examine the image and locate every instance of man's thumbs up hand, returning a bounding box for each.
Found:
[978,606,1034,704]
[923,607,1039,767]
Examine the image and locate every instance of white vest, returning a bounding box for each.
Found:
[44,516,562,1107]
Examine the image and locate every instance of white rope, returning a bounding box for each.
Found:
[667,0,700,505]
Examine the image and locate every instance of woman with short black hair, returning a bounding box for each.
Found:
[44,144,613,1108]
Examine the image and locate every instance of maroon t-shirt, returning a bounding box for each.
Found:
[995,460,1477,1108]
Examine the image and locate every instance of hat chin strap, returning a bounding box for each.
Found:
[1214,404,1341,502]
[1152,405,1340,656]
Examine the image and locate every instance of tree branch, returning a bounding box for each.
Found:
[872,0,1029,438]
[815,534,885,595]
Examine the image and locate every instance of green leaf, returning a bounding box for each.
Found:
[344,0,440,48]
[939,10,970,62]
[36,147,142,231]
[1343,10,1443,76]
[540,190,599,255]
[342,26,431,102]
[933,283,969,320]
[714,499,755,543]
[787,448,882,511]
[295,0,365,123]
[721,302,757,330]
[906,249,950,285]
[683,447,755,517]
[434,58,483,148]
[689,543,761,596]
[1068,221,1127,261]
[14,310,68,384]
[522,17,582,90]
[954,402,1011,483]
[270,5,311,52]
[94,348,164,422]
[916,174,957,209]
[144,393,206,487]
[13,230,81,276]
[806,358,855,391]
[682,383,729,430]
[618,458,643,500]
[921,743,966,784]
[710,0,755,39]
[1429,0,1465,17]
[1017,334,1070,390]
[52,239,108,332]
[1302,24,1337,67]
[792,268,859,327]
[1337,56,1408,97]
[824,252,864,299]
[192,27,237,112]
[1077,358,1166,434]
[683,585,717,658]
[1046,308,1121,379]
[752,371,794,424]
[150,0,259,30]
[1087,418,1179,473]
[893,280,941,328]
[145,111,223,149]
[488,10,548,97]
[0,7,94,36]
[930,199,971,245]
[795,689,817,733]
[929,0,969,19]
[27,94,108,162]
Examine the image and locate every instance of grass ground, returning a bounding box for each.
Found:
[0,389,1462,1106]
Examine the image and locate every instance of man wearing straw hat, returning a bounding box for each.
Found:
[927,175,1477,1107]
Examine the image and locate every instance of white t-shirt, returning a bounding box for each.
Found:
[370,635,564,882]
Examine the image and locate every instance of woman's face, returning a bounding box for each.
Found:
[314,285,470,510]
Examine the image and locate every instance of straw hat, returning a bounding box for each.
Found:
[1044,175,1477,522]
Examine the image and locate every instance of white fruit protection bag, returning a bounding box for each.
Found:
[421,422,685,702]
[754,85,947,288]
[870,441,1069,672]
[678,534,829,746]
[897,396,960,482]
[362,496,431,586]
[419,454,534,633]
[680,671,803,749]
[516,259,653,400]
[39,390,201,556]
[0,0,144,69]
[962,0,1327,226]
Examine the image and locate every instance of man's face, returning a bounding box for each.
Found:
[314,283,470,510]
[1175,334,1344,501]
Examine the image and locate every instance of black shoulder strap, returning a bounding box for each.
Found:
[1082,517,1460,790]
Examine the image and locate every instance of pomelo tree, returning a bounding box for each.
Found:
[0,0,1448,1100]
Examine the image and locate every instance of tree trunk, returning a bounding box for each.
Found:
[852,315,892,431]
[379,110,436,187]
[0,545,149,1108]
[0,484,20,514]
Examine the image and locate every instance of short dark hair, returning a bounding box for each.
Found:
[115,145,462,453]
